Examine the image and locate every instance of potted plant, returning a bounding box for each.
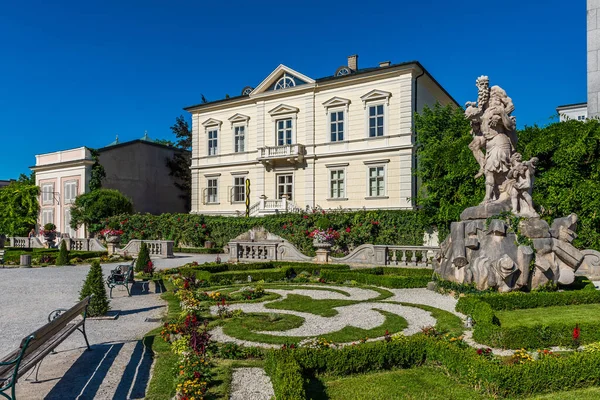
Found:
[99,221,124,244]
[309,228,340,249]
[40,223,57,247]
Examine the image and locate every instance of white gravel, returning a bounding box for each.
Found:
[266,285,381,301]
[210,285,436,340]
[229,368,275,400]
[383,288,464,317]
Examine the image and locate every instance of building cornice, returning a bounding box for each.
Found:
[30,159,95,172]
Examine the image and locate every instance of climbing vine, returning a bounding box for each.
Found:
[88,148,106,192]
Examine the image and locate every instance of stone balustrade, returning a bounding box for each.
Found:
[230,242,279,262]
[57,238,107,252]
[117,240,174,258]
[8,237,44,249]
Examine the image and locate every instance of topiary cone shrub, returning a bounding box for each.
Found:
[55,239,70,265]
[135,241,151,273]
[80,259,110,316]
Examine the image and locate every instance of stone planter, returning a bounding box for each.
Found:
[205,241,214,249]
[106,235,121,244]
[44,234,56,248]
[312,240,333,250]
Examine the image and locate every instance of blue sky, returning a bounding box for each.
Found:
[0,0,587,179]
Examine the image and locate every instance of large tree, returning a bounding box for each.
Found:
[415,103,600,251]
[70,189,133,234]
[0,180,40,236]
[165,115,193,211]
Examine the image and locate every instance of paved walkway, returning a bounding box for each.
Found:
[0,253,225,400]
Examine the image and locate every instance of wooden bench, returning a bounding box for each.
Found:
[0,296,92,400]
[106,260,135,298]
[0,250,4,267]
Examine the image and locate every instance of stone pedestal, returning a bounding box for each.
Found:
[315,249,330,264]
[20,254,31,268]
[107,243,120,255]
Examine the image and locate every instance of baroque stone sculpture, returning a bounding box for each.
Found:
[434,77,600,291]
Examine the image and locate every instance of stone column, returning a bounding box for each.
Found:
[589,0,600,118]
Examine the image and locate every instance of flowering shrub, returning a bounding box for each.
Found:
[572,324,581,349]
[216,298,232,319]
[99,228,124,236]
[476,347,494,361]
[308,228,340,243]
[510,348,534,364]
[175,352,210,400]
[536,348,558,360]
[298,337,335,349]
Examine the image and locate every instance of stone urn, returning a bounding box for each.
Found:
[105,235,121,244]
[313,239,333,250]
[44,233,56,248]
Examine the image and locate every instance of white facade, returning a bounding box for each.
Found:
[556,103,588,121]
[32,147,93,238]
[186,58,457,216]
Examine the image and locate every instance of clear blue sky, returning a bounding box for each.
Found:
[0,0,587,179]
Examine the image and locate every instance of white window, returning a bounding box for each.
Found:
[64,181,78,204]
[368,104,385,137]
[208,129,218,155]
[277,119,293,146]
[330,111,344,142]
[368,166,385,197]
[64,208,76,237]
[232,177,246,203]
[329,169,345,198]
[277,174,293,200]
[234,125,245,153]
[206,178,218,204]
[41,183,54,205]
[41,208,54,226]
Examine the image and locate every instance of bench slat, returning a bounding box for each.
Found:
[0,320,83,381]
[19,296,90,358]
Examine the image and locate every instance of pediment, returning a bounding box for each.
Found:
[360,89,392,104]
[322,96,351,109]
[252,64,315,95]
[201,118,223,127]
[268,104,300,116]
[228,113,251,124]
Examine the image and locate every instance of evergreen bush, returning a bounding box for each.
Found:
[55,240,69,265]
[135,241,151,272]
[80,259,110,316]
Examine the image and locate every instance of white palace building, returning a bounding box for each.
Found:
[185,55,457,216]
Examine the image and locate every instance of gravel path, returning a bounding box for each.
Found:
[265,285,380,301]
[229,368,275,400]
[210,285,436,340]
[383,288,464,317]
[0,253,225,399]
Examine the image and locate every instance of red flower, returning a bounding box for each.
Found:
[283,224,287,229]
[303,215,308,219]
[201,224,206,229]
[346,227,351,233]
[477,348,483,355]
[573,324,581,340]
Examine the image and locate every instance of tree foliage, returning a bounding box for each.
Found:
[56,239,70,265]
[415,103,600,250]
[135,241,151,272]
[70,189,133,234]
[80,259,110,316]
[0,180,40,236]
[165,115,193,211]
[414,103,483,236]
[88,148,106,192]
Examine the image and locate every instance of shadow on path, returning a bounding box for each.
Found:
[44,340,153,400]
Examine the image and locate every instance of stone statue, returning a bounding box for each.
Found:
[431,76,600,292]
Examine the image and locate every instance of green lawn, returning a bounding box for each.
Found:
[496,304,600,328]
[399,302,464,336]
[222,309,406,344]
[308,366,489,400]
[531,387,600,399]
[264,294,359,317]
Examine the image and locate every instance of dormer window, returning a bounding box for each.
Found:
[275,73,296,90]
[336,67,351,76]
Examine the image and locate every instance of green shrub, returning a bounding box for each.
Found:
[469,290,600,311]
[264,351,306,400]
[80,260,110,316]
[135,241,151,272]
[209,269,289,284]
[172,247,222,254]
[55,240,69,265]
[321,270,431,288]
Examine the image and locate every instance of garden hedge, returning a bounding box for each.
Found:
[320,270,431,289]
[3,249,107,264]
[265,336,600,399]
[172,247,222,254]
[166,261,351,277]
[456,290,600,348]
[106,209,428,255]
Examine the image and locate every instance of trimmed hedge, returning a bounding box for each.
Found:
[456,290,600,348]
[265,336,600,398]
[320,270,431,289]
[4,249,107,264]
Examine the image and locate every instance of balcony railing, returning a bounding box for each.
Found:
[257,143,305,164]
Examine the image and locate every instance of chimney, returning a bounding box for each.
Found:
[348,54,358,71]
[379,61,391,67]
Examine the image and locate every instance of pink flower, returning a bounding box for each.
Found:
[346,227,351,233]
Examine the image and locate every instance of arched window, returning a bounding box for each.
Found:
[336,67,351,76]
[274,73,296,90]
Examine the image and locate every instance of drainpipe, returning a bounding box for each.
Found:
[412,67,425,208]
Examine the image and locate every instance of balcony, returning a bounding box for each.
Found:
[257,143,305,166]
